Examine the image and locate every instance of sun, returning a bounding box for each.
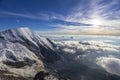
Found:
[91,19,102,26]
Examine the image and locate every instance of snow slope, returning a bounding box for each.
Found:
[0,27,61,77]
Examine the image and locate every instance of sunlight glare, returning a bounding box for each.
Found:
[91,19,102,26]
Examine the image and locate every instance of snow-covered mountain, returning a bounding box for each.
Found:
[0,27,61,78]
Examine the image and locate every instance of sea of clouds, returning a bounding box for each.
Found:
[55,40,120,76]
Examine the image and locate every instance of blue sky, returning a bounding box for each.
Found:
[0,0,120,35]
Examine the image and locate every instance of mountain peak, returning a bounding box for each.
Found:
[15,27,32,34]
[17,27,30,30]
[8,27,32,36]
[0,27,61,63]
[0,27,35,41]
[1,27,31,33]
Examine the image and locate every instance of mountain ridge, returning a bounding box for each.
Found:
[0,27,61,78]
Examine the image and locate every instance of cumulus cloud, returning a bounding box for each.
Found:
[62,48,76,54]
[56,41,120,53]
[55,40,120,69]
[96,57,120,76]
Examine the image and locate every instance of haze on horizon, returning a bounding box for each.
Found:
[0,0,120,35]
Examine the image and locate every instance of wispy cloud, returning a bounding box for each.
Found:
[0,0,120,35]
[50,0,120,35]
[0,10,64,21]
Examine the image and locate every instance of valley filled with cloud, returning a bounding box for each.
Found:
[54,39,120,77]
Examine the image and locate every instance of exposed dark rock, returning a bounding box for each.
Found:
[34,71,70,80]
[3,61,35,68]
[34,71,49,80]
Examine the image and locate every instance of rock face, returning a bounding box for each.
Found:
[34,71,49,80]
[0,27,61,78]
[34,71,69,80]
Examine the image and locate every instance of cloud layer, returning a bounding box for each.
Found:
[55,40,120,76]
[96,57,120,76]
